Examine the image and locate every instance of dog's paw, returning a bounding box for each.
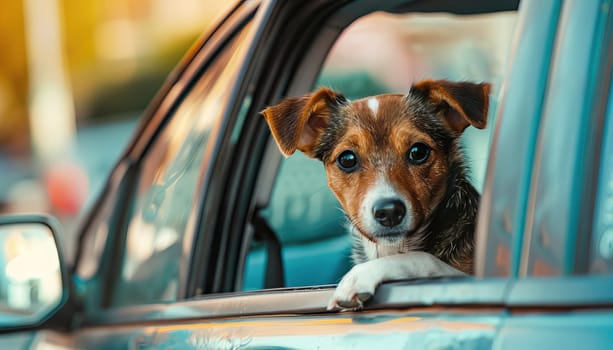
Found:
[326,263,380,311]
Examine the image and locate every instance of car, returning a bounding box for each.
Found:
[1,0,613,348]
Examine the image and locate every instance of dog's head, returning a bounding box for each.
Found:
[261,79,490,244]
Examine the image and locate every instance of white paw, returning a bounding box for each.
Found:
[327,263,381,310]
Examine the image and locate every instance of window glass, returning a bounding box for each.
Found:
[243,11,516,290]
[111,22,253,306]
[590,82,613,274]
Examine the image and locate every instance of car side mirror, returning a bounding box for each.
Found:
[0,215,69,330]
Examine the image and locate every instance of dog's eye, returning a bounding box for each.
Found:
[337,150,359,172]
[407,142,431,165]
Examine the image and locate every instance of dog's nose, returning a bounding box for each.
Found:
[372,199,406,227]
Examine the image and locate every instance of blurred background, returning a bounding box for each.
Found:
[0,0,235,258]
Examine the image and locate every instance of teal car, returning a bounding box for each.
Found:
[1,0,613,348]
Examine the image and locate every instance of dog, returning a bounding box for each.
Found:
[261,79,490,310]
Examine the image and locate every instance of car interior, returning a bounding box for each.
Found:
[241,8,518,291]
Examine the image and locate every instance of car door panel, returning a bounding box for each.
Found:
[58,310,503,349]
[144,312,502,349]
[495,312,613,349]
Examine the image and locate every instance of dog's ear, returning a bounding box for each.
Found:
[410,79,491,132]
[261,88,346,157]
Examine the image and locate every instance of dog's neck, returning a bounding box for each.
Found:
[350,226,415,262]
[350,223,431,262]
[425,166,478,234]
[420,169,478,274]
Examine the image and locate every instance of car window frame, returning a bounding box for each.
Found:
[220,0,525,307]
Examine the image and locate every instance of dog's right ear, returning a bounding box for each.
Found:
[261,88,346,157]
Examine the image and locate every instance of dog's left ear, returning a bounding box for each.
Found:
[410,79,491,132]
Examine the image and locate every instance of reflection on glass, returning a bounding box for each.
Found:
[0,223,62,325]
[111,21,255,307]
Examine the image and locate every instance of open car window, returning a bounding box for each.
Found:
[242,10,517,291]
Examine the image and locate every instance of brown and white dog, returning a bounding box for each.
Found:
[261,79,490,310]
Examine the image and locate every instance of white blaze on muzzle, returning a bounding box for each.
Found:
[359,176,414,238]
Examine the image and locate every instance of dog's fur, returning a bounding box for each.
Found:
[261,79,490,310]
